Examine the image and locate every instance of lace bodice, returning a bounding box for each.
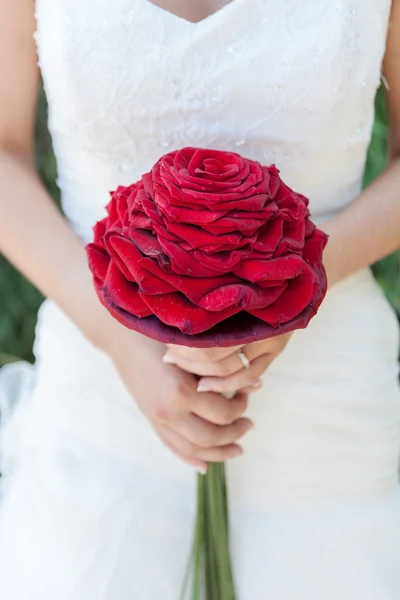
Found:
[34,0,391,242]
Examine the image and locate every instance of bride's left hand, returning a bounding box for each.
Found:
[163,334,292,394]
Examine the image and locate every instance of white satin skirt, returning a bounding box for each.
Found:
[1,268,400,599]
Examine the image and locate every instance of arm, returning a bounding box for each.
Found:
[167,0,400,391]
[0,1,113,349]
[0,0,251,469]
[323,0,400,286]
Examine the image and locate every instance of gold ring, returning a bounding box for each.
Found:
[237,349,250,369]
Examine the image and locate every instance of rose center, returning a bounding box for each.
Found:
[195,158,240,177]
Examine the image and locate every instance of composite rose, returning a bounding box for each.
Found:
[86,147,328,347]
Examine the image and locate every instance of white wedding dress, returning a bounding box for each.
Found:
[1,0,400,598]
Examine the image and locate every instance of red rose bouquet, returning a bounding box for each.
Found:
[87,147,328,599]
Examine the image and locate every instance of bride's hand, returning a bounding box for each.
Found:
[104,328,253,472]
[163,334,292,394]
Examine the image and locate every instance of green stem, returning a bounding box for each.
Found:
[206,463,236,600]
[192,473,205,600]
[204,473,220,600]
[187,465,236,600]
[219,462,229,537]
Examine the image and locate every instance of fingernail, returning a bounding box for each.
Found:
[251,380,262,389]
[163,353,176,364]
[197,383,211,392]
[196,466,208,475]
[233,446,244,457]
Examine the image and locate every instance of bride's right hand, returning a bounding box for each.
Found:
[105,328,253,472]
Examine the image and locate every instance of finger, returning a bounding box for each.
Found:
[166,344,242,363]
[240,380,263,394]
[158,424,244,464]
[242,334,292,358]
[164,345,263,378]
[156,425,208,472]
[197,353,274,394]
[163,352,229,377]
[191,391,248,425]
[166,335,291,370]
[185,459,209,474]
[174,412,253,449]
[164,339,279,378]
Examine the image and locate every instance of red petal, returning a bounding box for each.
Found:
[157,234,223,277]
[103,234,135,281]
[139,291,239,334]
[273,220,305,256]
[109,235,176,294]
[93,219,107,242]
[303,228,328,263]
[253,218,284,253]
[103,261,152,317]
[248,264,318,324]
[86,243,110,285]
[233,255,305,283]
[196,281,287,311]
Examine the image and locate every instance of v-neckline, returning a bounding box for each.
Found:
[140,0,238,26]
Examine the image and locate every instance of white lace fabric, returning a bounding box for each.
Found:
[35,0,390,240]
[1,2,400,598]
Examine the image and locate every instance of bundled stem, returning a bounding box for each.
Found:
[185,463,236,600]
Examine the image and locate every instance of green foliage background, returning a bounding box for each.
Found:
[0,88,399,366]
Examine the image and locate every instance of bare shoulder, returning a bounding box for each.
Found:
[0,0,39,159]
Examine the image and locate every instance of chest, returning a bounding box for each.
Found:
[145,0,231,23]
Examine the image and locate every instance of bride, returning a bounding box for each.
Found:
[1,0,400,598]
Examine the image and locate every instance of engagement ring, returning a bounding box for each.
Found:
[238,349,250,369]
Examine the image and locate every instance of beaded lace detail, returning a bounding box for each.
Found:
[34,0,391,240]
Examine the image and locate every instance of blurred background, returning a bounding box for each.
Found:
[1,87,400,366]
